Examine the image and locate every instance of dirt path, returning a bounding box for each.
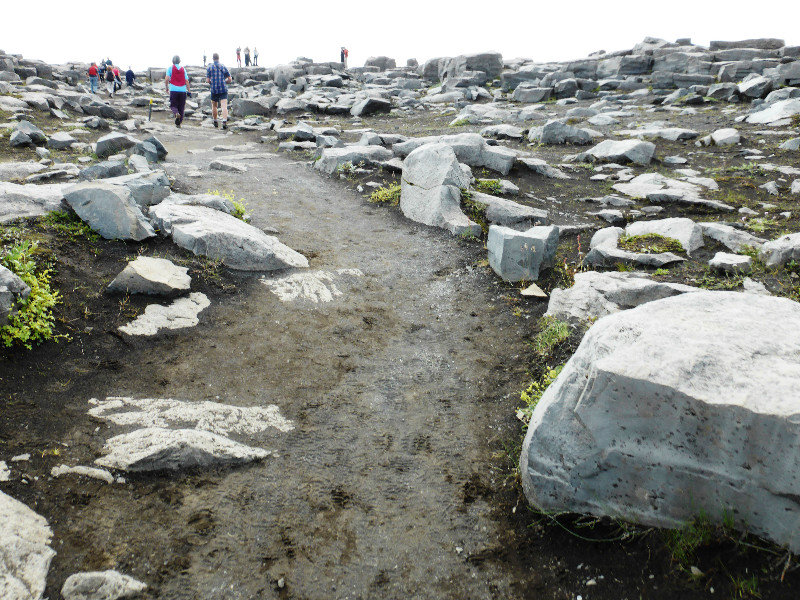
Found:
[5,123,546,599]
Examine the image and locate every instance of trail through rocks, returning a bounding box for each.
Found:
[9,123,537,599]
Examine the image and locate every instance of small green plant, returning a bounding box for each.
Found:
[790,114,800,128]
[208,189,248,221]
[450,118,470,127]
[40,211,99,241]
[663,513,716,568]
[653,268,670,276]
[336,161,355,175]
[518,365,564,425]
[1,240,62,349]
[474,179,503,195]
[460,189,489,233]
[616,263,635,272]
[369,183,401,205]
[730,574,761,599]
[532,316,570,357]
[618,233,685,254]
[699,271,744,290]
[744,218,778,234]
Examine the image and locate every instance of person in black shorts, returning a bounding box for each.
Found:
[206,52,233,129]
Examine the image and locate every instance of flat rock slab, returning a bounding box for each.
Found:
[487,224,559,282]
[209,159,248,173]
[149,202,308,271]
[473,191,549,229]
[107,256,191,297]
[625,217,704,255]
[0,490,55,600]
[709,252,752,274]
[0,162,47,182]
[118,292,210,336]
[262,269,363,303]
[95,427,271,472]
[88,396,294,436]
[521,291,800,552]
[700,222,766,252]
[0,182,67,222]
[613,173,733,212]
[62,570,146,600]
[545,271,698,324]
[582,139,656,165]
[96,132,139,158]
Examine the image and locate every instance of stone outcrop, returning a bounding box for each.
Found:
[521,291,800,552]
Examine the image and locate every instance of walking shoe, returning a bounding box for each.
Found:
[175,116,181,128]
[222,121,227,130]
[213,120,218,128]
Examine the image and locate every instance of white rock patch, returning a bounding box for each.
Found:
[262,269,363,303]
[88,397,294,435]
[50,465,115,484]
[118,292,209,336]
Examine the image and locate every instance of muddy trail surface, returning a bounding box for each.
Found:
[3,122,543,600]
[4,119,794,600]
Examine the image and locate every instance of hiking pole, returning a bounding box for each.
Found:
[148,98,152,121]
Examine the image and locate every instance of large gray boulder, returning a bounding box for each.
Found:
[528,120,593,145]
[584,226,685,269]
[0,182,67,222]
[545,271,698,324]
[95,132,139,159]
[46,131,75,150]
[78,161,128,181]
[95,427,270,472]
[350,97,392,117]
[63,182,155,241]
[13,121,46,145]
[0,265,30,325]
[581,139,656,165]
[472,191,548,229]
[148,202,309,271]
[393,133,516,175]
[105,171,170,208]
[399,143,481,236]
[487,224,559,282]
[62,570,147,600]
[231,96,278,117]
[107,256,191,297]
[314,146,393,175]
[625,217,704,256]
[520,291,800,553]
[0,490,55,600]
[364,56,396,71]
[759,232,800,267]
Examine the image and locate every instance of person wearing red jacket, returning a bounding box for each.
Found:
[87,62,98,94]
[165,55,191,127]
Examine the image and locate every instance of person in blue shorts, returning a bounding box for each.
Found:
[206,52,232,130]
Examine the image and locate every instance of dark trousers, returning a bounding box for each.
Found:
[169,91,187,119]
[245,55,250,66]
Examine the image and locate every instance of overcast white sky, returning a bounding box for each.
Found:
[3,0,798,71]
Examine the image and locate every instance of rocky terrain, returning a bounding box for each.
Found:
[1,35,800,599]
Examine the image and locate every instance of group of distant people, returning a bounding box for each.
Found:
[234,47,258,68]
[87,45,350,130]
[86,59,135,96]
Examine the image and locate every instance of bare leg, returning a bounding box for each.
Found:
[220,98,228,122]
[211,101,218,121]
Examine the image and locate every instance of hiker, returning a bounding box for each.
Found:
[253,47,258,66]
[87,62,98,93]
[98,60,106,81]
[105,62,116,96]
[165,55,191,128]
[341,47,349,68]
[203,52,207,67]
[244,47,250,67]
[206,52,232,130]
[236,46,241,68]
[125,66,135,87]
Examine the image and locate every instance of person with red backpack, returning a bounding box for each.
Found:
[87,62,98,94]
[165,55,191,127]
